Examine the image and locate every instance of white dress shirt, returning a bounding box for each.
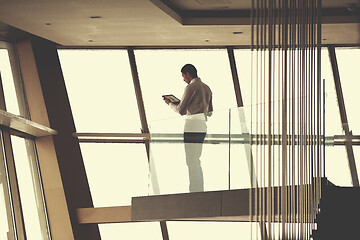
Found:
[170,77,213,116]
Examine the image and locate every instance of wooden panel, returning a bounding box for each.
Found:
[77,206,132,224]
[76,205,257,224]
[77,186,321,224]
[132,187,299,223]
[221,189,251,217]
[222,188,281,220]
[132,191,222,221]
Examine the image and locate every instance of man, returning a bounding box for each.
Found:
[164,64,213,192]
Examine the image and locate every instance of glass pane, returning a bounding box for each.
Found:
[335,47,360,181]
[322,49,343,136]
[352,148,360,181]
[80,143,148,207]
[335,48,360,133]
[135,49,237,122]
[11,136,50,239]
[0,135,15,239]
[0,183,12,240]
[0,48,20,115]
[232,50,253,188]
[321,48,352,185]
[230,106,254,189]
[326,145,351,186]
[149,110,230,195]
[98,222,162,240]
[58,49,141,133]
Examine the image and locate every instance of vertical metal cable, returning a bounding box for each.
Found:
[305,1,310,237]
[261,0,264,236]
[311,0,316,234]
[277,0,282,238]
[268,0,273,238]
[253,0,259,237]
[281,0,288,238]
[250,0,254,237]
[257,0,260,237]
[316,0,322,223]
[271,1,276,238]
[298,1,302,237]
[260,0,265,237]
[305,1,308,235]
[290,1,296,237]
[250,1,321,239]
[229,109,231,190]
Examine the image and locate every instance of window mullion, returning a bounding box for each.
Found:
[0,71,26,239]
[0,130,17,240]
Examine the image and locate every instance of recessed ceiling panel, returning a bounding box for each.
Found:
[0,0,358,46]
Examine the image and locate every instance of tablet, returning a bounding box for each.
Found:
[162,94,180,104]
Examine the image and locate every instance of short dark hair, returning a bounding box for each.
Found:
[181,64,198,78]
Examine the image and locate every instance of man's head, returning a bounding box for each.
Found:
[181,64,198,84]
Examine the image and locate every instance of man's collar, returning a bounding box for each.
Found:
[190,77,200,84]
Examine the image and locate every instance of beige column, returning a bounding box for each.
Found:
[15,37,100,240]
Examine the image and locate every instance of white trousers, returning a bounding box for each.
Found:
[184,114,207,192]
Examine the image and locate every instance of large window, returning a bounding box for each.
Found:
[58,49,151,208]
[234,49,252,107]
[335,48,360,133]
[11,136,50,239]
[0,48,20,115]
[135,49,237,122]
[0,134,14,240]
[98,222,162,240]
[57,47,360,193]
[334,48,360,182]
[80,143,148,207]
[56,46,360,240]
[0,42,50,240]
[135,49,240,194]
[322,48,360,186]
[0,47,16,239]
[58,49,142,133]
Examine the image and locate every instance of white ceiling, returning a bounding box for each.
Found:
[0,0,358,47]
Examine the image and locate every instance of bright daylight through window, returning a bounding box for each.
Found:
[0,46,350,239]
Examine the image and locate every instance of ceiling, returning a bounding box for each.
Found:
[0,0,358,47]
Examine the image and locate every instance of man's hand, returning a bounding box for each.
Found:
[164,98,171,105]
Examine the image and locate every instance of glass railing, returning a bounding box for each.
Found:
[148,105,331,196]
[148,106,254,195]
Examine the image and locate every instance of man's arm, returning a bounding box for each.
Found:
[209,95,213,113]
[165,84,194,115]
